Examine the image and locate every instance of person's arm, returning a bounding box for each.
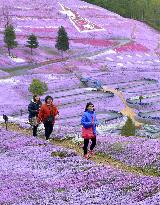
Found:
[28,103,38,114]
[81,113,93,127]
[94,113,99,126]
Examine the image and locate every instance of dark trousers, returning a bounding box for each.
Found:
[33,125,38,137]
[44,122,54,140]
[83,138,96,155]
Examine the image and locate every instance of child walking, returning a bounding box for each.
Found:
[81,102,98,159]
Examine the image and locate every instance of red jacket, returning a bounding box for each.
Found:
[38,103,59,124]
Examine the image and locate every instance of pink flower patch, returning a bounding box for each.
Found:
[23,27,56,33]
[72,38,117,47]
[115,42,150,52]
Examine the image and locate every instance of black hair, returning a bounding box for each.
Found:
[85,102,95,112]
[33,95,40,102]
[45,95,53,103]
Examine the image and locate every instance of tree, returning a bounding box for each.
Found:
[55,26,69,58]
[4,25,17,56]
[26,34,39,55]
[29,79,48,96]
[121,117,136,136]
[139,95,143,104]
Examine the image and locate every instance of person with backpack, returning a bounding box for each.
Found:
[37,96,59,141]
[28,95,42,137]
[81,102,98,159]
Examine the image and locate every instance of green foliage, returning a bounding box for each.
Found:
[55,26,69,56]
[29,79,48,96]
[83,0,160,31]
[139,95,144,103]
[4,25,18,56]
[121,117,136,136]
[51,151,68,158]
[26,34,39,55]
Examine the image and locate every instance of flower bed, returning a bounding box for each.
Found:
[72,38,117,47]
[96,135,160,171]
[0,128,160,204]
[115,42,150,52]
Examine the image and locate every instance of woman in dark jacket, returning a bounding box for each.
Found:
[28,95,42,137]
[81,102,98,159]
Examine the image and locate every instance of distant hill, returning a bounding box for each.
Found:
[83,0,160,31]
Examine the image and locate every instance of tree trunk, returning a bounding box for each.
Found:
[8,47,11,56]
[61,50,63,59]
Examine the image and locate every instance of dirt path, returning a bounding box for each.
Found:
[1,122,158,177]
[102,86,142,127]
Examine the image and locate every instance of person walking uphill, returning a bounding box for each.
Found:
[28,95,42,137]
[81,102,98,159]
[38,96,59,141]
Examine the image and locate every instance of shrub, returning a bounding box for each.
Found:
[121,117,136,136]
[29,79,48,96]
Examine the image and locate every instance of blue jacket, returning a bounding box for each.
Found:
[81,111,98,135]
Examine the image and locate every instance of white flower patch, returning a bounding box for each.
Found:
[15,6,32,10]
[145,53,150,57]
[154,59,160,63]
[9,57,25,63]
[130,92,160,100]
[117,63,124,67]
[47,74,59,80]
[72,135,83,143]
[0,115,30,128]
[130,96,142,100]
[78,6,104,11]
[136,54,142,58]
[126,55,132,58]
[96,118,126,134]
[137,61,143,64]
[106,57,114,61]
[105,49,117,54]
[117,56,123,60]
[15,28,21,32]
[127,62,133,65]
[146,61,153,64]
[87,50,115,59]
[0,78,20,84]
[84,88,97,91]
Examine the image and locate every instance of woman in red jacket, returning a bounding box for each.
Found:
[38,96,59,141]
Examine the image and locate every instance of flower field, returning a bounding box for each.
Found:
[0,0,160,204]
[0,128,160,205]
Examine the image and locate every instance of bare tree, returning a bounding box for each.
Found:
[2,5,12,28]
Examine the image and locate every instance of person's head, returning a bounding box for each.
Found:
[45,95,53,104]
[85,102,95,112]
[33,95,40,102]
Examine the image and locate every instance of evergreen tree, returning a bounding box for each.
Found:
[29,79,48,96]
[55,26,69,58]
[26,34,39,55]
[4,25,17,56]
[139,95,143,104]
[121,117,136,136]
